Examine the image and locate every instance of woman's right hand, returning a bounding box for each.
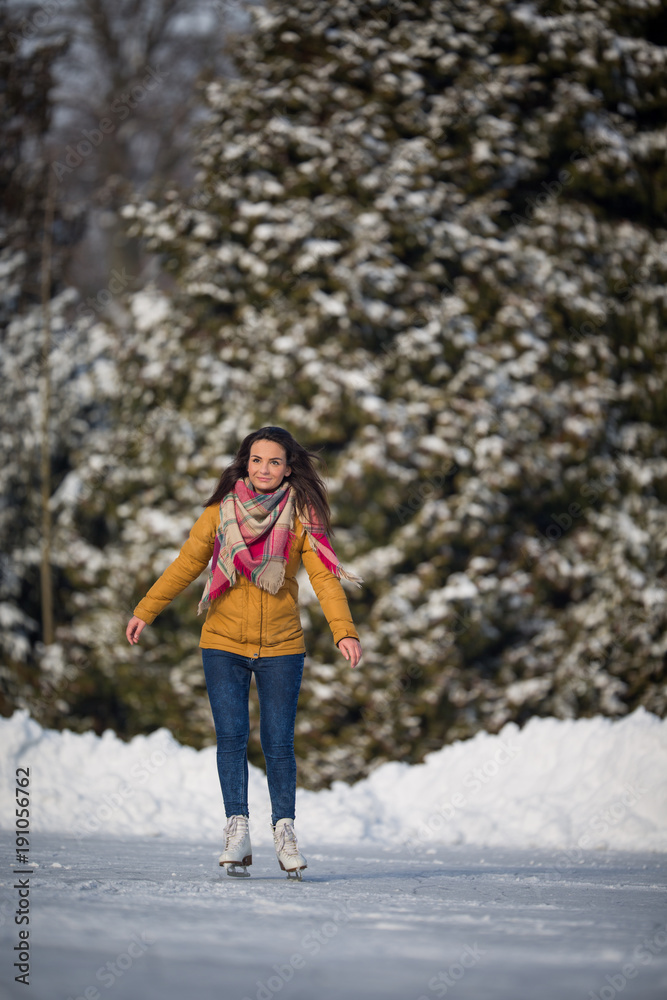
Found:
[126,616,147,645]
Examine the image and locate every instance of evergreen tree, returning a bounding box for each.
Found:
[4,0,666,788]
[1,7,69,691]
[0,7,113,723]
[119,0,666,784]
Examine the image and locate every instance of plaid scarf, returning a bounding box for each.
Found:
[197,478,362,615]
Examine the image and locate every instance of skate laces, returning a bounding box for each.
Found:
[224,814,248,850]
[275,820,299,857]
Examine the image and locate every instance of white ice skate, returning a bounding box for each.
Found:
[272,818,307,880]
[219,814,252,877]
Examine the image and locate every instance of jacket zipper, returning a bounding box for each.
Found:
[253,589,263,659]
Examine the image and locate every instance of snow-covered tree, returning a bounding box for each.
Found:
[4,0,666,788]
[1,5,85,709]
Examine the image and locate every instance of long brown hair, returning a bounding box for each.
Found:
[203,426,332,534]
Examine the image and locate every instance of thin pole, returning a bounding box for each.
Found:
[39,166,56,646]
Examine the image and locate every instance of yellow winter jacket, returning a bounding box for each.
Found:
[133,503,360,657]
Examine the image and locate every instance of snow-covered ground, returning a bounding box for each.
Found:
[1,708,666,852]
[1,709,666,999]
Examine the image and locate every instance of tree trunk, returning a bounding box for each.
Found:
[40,168,56,646]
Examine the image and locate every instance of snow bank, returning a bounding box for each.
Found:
[1,709,665,852]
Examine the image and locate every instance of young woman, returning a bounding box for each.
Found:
[126,426,362,879]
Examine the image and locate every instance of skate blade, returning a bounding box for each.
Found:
[225,863,251,878]
[286,868,305,881]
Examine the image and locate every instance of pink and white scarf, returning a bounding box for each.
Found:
[197,478,362,614]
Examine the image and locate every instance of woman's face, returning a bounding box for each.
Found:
[247,439,291,492]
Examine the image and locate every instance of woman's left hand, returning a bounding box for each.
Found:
[338,637,362,668]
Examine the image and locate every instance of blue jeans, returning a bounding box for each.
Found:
[201,649,305,826]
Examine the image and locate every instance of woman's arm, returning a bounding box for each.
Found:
[127,506,217,643]
[300,526,362,667]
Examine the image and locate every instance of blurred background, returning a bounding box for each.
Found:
[1,0,666,790]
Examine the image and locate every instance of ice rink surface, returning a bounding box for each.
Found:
[2,835,666,1000]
